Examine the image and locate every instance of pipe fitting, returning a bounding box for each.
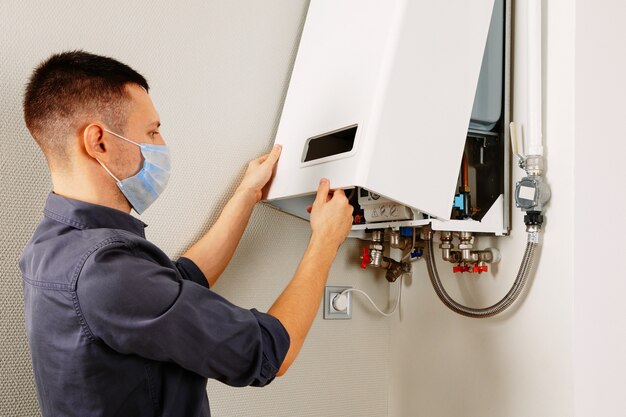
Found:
[443,249,461,263]
[371,230,383,243]
[439,232,453,250]
[439,231,500,266]
[477,247,501,263]
[457,232,474,250]
[525,155,544,176]
[461,249,476,263]
[420,228,433,241]
[370,249,384,268]
[380,256,411,282]
[389,230,411,250]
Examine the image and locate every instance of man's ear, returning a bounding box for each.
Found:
[82,123,106,159]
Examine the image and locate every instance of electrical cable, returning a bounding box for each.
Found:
[338,276,403,317]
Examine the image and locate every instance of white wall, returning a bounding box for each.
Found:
[388,1,576,416]
[574,1,626,416]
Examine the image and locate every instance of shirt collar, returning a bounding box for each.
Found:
[43,192,148,238]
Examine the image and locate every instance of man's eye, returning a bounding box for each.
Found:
[150,131,159,138]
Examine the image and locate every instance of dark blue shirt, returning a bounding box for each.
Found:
[20,193,290,417]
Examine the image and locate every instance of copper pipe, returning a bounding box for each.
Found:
[461,151,470,192]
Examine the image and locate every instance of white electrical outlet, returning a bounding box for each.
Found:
[324,286,352,320]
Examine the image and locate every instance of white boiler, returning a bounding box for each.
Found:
[265,0,510,237]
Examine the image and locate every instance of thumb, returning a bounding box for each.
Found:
[262,144,282,167]
[314,178,330,204]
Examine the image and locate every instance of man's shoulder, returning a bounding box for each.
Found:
[20,218,135,290]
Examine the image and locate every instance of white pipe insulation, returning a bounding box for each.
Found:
[526,0,544,156]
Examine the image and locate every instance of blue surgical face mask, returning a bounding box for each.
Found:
[96,129,171,214]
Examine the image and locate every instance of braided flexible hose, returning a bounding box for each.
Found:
[425,234,537,318]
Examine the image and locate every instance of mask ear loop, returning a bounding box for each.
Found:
[97,128,143,185]
[103,128,141,147]
[96,158,122,184]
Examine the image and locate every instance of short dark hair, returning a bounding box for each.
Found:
[23,50,149,166]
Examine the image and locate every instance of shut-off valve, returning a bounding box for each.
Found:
[439,231,501,274]
[360,229,416,282]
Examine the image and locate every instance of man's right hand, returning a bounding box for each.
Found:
[269,178,354,377]
[309,178,354,250]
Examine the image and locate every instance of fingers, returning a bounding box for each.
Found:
[314,182,350,206]
[331,188,346,201]
[308,182,354,246]
[314,178,330,204]
[262,144,282,167]
[310,183,351,216]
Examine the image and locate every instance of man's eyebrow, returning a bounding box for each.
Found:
[147,121,161,129]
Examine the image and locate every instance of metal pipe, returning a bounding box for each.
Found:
[439,231,456,262]
[461,151,470,192]
[425,233,538,318]
[389,230,411,250]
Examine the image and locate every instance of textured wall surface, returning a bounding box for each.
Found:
[0,1,390,416]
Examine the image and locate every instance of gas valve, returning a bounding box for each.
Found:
[360,248,371,269]
[358,228,413,282]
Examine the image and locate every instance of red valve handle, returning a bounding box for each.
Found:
[360,248,371,269]
[455,264,489,273]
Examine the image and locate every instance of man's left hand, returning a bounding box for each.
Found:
[236,144,282,203]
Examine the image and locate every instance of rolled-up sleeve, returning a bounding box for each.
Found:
[175,256,210,289]
[75,240,290,387]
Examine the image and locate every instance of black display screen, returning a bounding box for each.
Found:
[302,125,357,162]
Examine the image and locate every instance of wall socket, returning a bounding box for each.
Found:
[324,286,352,320]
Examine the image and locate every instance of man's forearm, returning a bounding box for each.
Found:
[268,234,339,376]
[182,188,257,287]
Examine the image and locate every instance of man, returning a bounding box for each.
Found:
[19,50,354,417]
